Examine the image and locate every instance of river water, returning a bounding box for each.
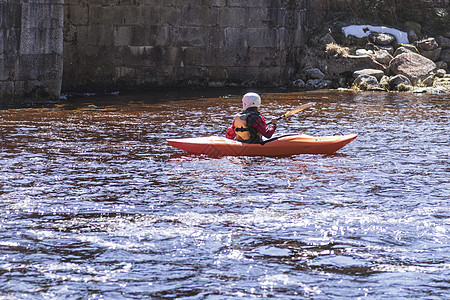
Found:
[0,89,449,299]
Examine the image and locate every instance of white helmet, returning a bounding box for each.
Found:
[242,92,261,110]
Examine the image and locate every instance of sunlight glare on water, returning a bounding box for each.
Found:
[0,89,449,298]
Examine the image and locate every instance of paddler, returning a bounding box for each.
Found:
[226,92,277,143]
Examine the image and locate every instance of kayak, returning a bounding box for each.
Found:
[167,133,358,157]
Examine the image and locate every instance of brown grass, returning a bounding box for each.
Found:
[325,43,350,58]
[397,83,413,91]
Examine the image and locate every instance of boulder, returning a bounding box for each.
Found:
[420,48,442,62]
[369,32,396,45]
[379,75,390,90]
[326,55,387,79]
[305,79,332,90]
[389,74,412,90]
[338,77,348,87]
[292,79,306,88]
[389,52,437,85]
[394,45,418,57]
[422,75,435,87]
[436,35,450,49]
[440,49,450,65]
[415,38,439,51]
[303,68,325,80]
[353,74,378,87]
[374,49,393,65]
[353,69,385,80]
[365,42,377,51]
[344,35,368,47]
[436,61,448,70]
[356,49,374,56]
[377,45,395,54]
[436,69,446,77]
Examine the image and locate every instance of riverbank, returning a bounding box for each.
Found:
[292,24,450,94]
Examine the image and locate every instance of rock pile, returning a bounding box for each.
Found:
[295,25,450,93]
[353,34,449,92]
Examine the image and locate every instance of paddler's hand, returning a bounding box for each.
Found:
[270,118,277,125]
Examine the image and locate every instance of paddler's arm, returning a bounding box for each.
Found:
[253,117,277,138]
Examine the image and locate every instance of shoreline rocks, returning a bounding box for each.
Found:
[294,24,450,93]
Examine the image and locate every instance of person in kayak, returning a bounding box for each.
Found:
[226,92,277,143]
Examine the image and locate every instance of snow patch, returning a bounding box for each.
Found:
[342,25,409,44]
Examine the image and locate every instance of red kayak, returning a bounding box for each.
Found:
[167,133,357,157]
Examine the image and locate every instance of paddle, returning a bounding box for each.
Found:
[267,102,314,124]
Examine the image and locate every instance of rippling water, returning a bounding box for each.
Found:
[0,89,449,299]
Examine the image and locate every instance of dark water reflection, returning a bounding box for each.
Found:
[0,89,449,298]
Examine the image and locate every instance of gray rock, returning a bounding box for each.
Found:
[389,52,437,85]
[356,49,374,56]
[374,49,393,65]
[436,69,446,77]
[369,32,396,45]
[292,79,306,88]
[353,74,379,87]
[440,48,450,64]
[325,55,386,80]
[394,45,419,57]
[436,35,450,49]
[353,69,385,80]
[436,61,448,70]
[338,77,348,87]
[365,42,377,51]
[377,45,395,55]
[415,38,439,51]
[420,47,442,62]
[389,74,412,90]
[345,35,369,47]
[305,79,332,90]
[379,75,390,90]
[422,75,435,87]
[303,68,325,80]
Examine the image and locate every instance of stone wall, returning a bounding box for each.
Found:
[63,0,316,91]
[1,0,447,100]
[0,0,64,102]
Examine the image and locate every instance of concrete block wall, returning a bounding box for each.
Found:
[1,0,447,100]
[0,0,64,101]
[63,0,312,91]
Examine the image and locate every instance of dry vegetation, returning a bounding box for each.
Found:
[325,43,350,58]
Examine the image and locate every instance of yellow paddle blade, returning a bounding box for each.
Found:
[283,102,314,118]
